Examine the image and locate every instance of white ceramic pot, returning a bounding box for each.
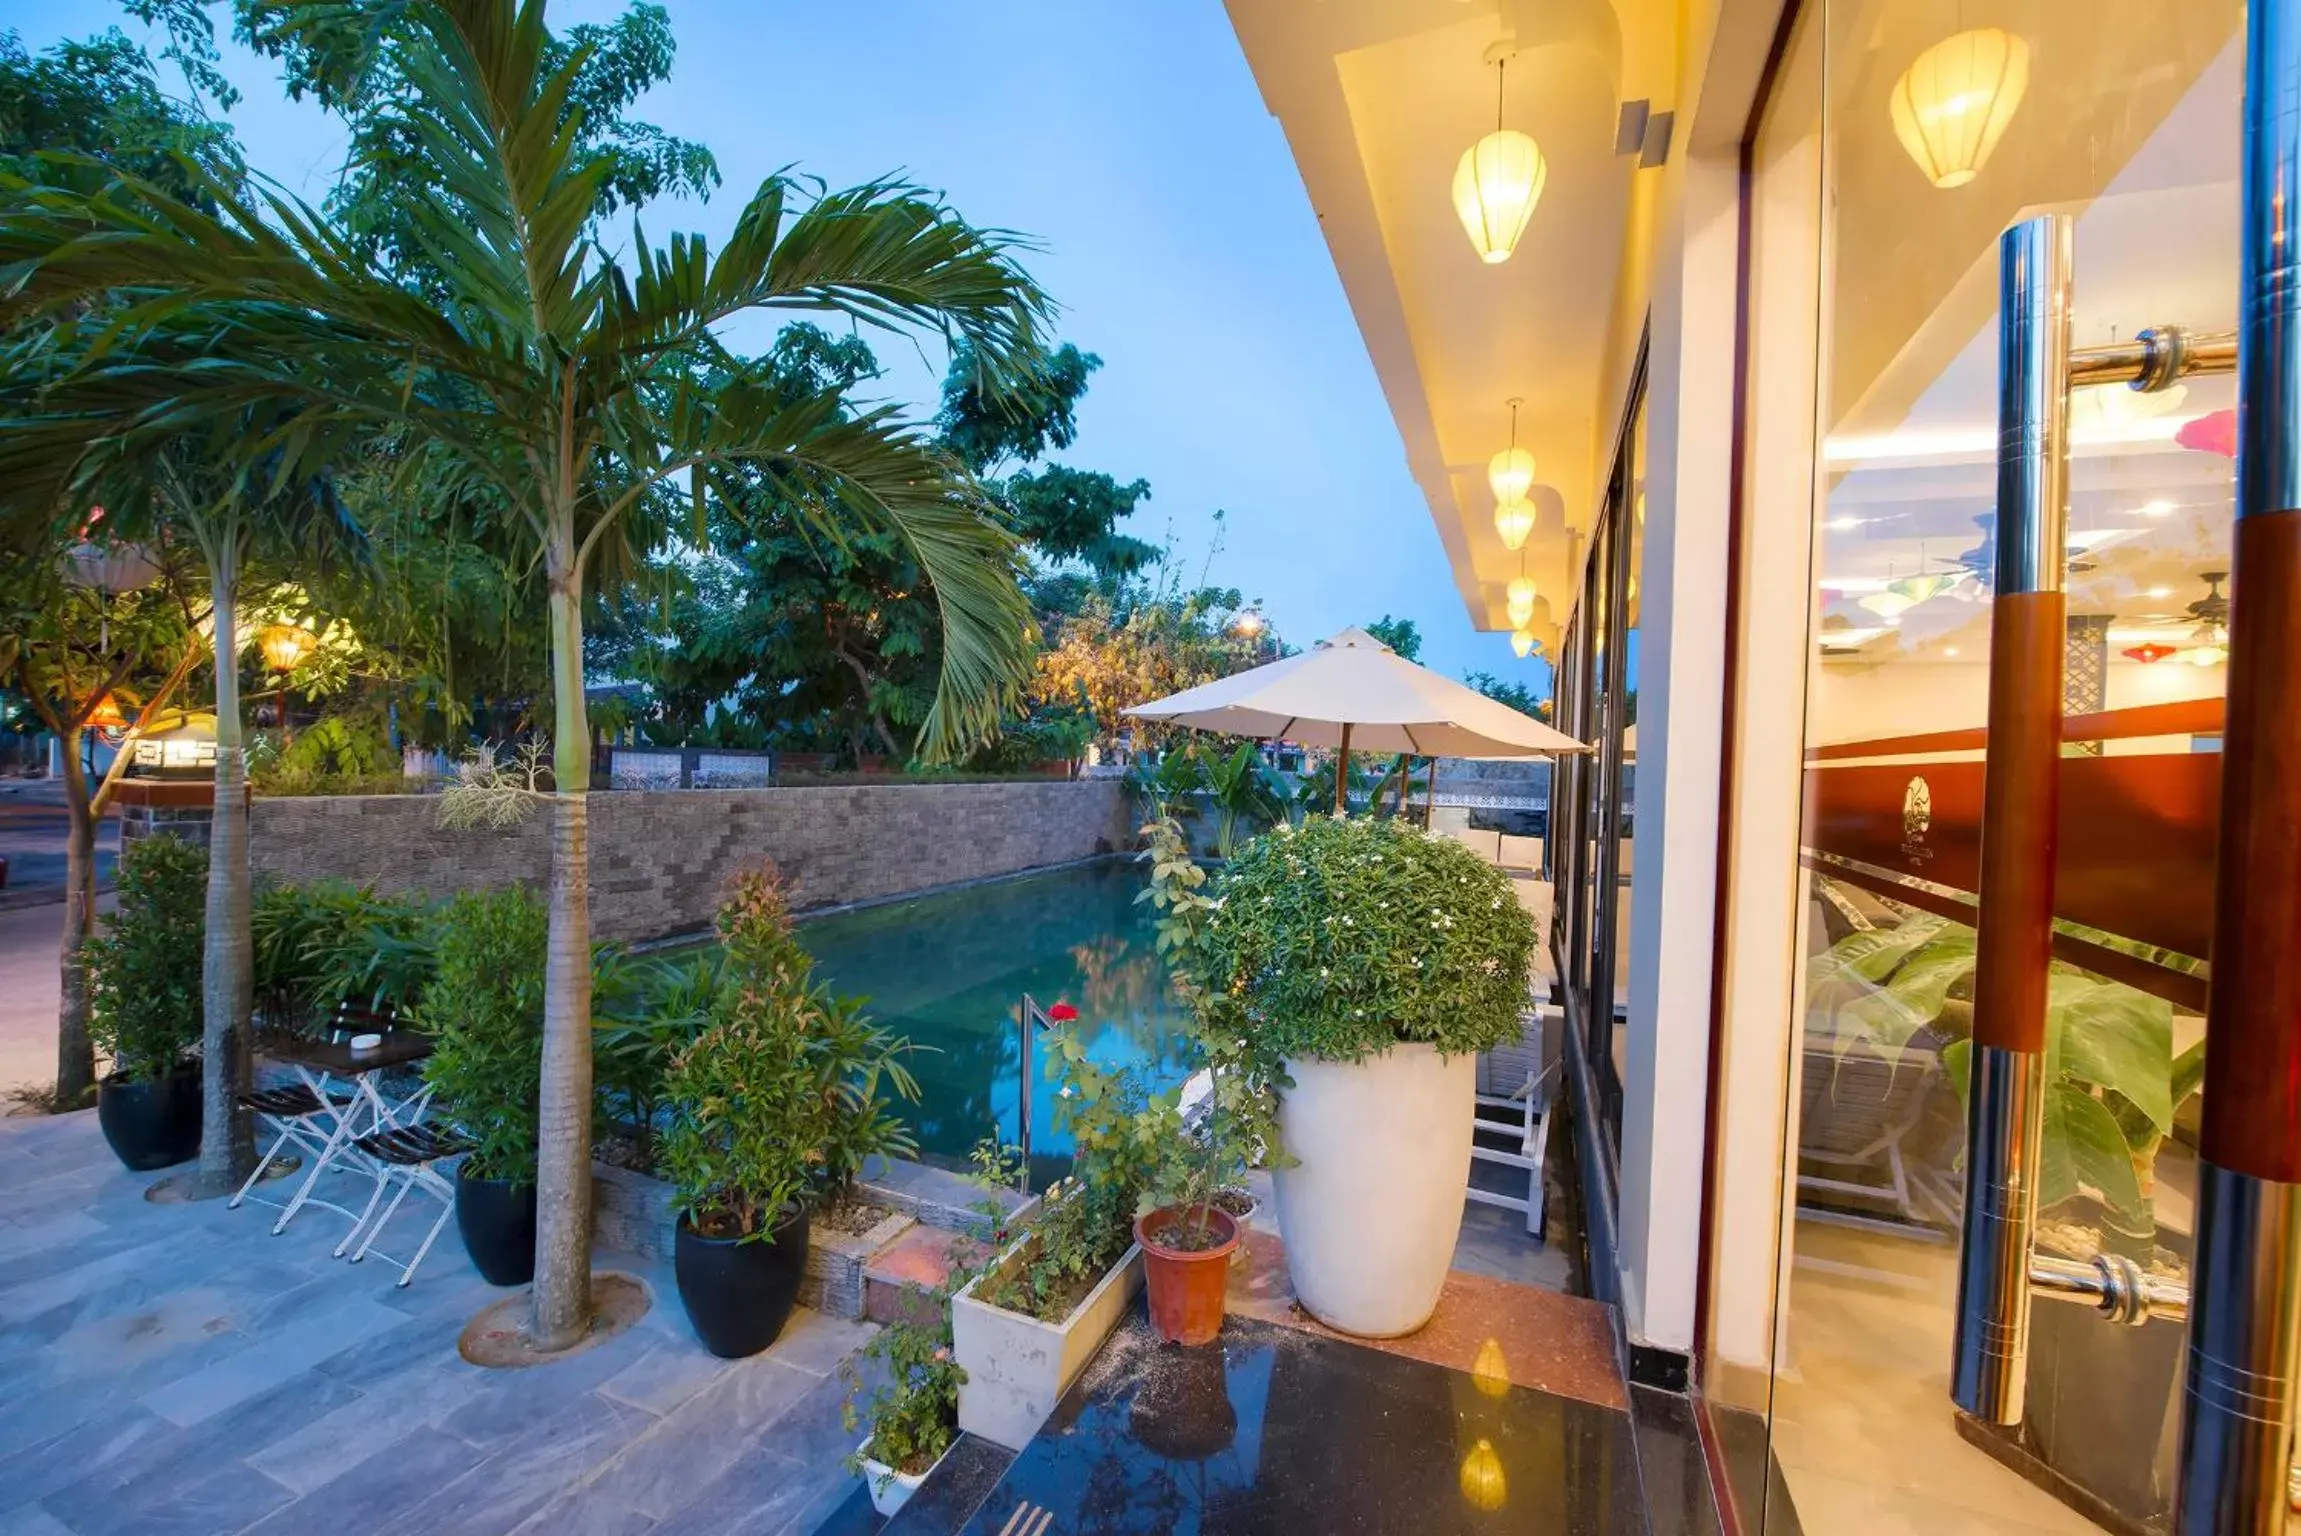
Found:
[1272,1041,1476,1337]
[952,1232,1144,1450]
[858,1435,952,1518]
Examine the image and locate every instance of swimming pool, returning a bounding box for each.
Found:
[796,858,1191,1177]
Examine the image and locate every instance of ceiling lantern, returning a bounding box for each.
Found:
[1494,499,1535,550]
[1506,575,1537,629]
[1889,28,2031,190]
[1454,51,1545,263]
[1511,628,1536,659]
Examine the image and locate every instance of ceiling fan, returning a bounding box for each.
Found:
[2120,571,2229,665]
[1943,512,2099,593]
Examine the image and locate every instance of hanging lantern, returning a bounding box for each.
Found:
[1494,498,1535,551]
[2122,642,2175,664]
[1889,28,2031,190]
[1506,576,1537,628]
[87,694,129,731]
[2185,643,2228,668]
[1454,55,1544,263]
[1488,446,1535,506]
[1510,628,1536,659]
[258,622,316,673]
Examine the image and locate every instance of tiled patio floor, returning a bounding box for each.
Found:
[0,1109,878,1536]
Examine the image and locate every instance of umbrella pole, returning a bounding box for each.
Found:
[1335,723,1352,817]
[1424,756,1439,829]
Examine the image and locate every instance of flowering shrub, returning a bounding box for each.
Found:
[1200,815,1536,1063]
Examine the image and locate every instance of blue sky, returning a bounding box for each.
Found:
[11,0,1551,689]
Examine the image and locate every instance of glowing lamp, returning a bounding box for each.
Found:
[1506,577,1537,629]
[1472,1338,1512,1397]
[88,695,129,731]
[1510,628,1536,659]
[1889,29,2031,190]
[2185,644,2228,668]
[1487,445,1536,505]
[2122,643,2175,665]
[1453,130,1545,264]
[1493,498,1535,551]
[258,623,315,673]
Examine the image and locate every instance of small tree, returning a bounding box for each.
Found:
[85,833,206,1084]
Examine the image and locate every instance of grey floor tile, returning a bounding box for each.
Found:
[142,1293,405,1426]
[524,1357,817,1522]
[0,1212,104,1265]
[246,1354,487,1494]
[658,1447,860,1536]
[0,1502,74,1536]
[242,1427,488,1536]
[596,1341,731,1416]
[70,1460,294,1536]
[375,1391,657,1536]
[435,1331,664,1450]
[762,1308,876,1379]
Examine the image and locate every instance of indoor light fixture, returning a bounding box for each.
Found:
[1889,27,2031,190]
[1495,499,1535,550]
[1453,48,1545,264]
[1511,627,1536,658]
[2124,643,2176,664]
[1490,399,1537,549]
[2138,499,2176,518]
[2186,644,2228,668]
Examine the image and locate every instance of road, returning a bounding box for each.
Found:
[0,778,116,901]
[0,779,115,1105]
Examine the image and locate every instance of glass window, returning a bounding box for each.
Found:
[1714,2,2241,1532]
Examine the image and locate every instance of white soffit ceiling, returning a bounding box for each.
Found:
[1225,0,1659,634]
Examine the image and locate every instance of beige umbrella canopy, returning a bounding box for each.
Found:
[1125,626,1587,815]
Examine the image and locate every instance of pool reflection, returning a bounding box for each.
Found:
[796,860,1189,1174]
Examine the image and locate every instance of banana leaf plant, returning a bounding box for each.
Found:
[1806,907,2205,1247]
[1200,740,1286,856]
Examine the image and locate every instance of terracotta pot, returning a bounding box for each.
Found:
[1136,1204,1241,1346]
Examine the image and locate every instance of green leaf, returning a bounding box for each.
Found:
[2044,1082,2149,1232]
[2049,976,2174,1135]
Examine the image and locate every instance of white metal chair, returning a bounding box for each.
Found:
[1468,1006,1560,1237]
[344,1123,470,1287]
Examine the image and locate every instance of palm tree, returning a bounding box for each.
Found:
[0,0,1045,1349]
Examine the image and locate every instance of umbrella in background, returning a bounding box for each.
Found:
[1125,626,1587,816]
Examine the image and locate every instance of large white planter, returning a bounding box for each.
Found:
[1272,1041,1476,1336]
[952,1232,1143,1450]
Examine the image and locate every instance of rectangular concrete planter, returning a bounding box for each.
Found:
[951,1232,1143,1451]
[590,1161,913,1321]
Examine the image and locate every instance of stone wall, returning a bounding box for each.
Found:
[248,779,1136,942]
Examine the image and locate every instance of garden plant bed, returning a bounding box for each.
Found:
[592,1156,926,1320]
[951,1226,1144,1451]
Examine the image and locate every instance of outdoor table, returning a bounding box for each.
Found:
[240,1031,437,1250]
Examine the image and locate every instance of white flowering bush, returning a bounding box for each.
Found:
[1200,815,1536,1063]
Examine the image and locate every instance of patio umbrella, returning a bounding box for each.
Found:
[1125,626,1588,816]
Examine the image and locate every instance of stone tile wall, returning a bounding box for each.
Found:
[247,779,1136,942]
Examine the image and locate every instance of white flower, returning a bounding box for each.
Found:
[1341,916,1353,927]
[1059,1085,1074,1098]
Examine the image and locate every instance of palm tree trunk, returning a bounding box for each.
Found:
[199,550,254,1187]
[530,535,596,1349]
[55,726,97,1107]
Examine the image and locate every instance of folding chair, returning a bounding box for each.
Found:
[1468,1003,1560,1237]
[345,1123,472,1287]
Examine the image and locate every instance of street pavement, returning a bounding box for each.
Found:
[0,779,113,1105]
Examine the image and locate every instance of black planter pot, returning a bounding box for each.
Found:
[455,1167,538,1286]
[95,1069,201,1171]
[674,1206,810,1359]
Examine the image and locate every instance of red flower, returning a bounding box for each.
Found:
[2178,409,2236,460]
[1046,1002,1079,1023]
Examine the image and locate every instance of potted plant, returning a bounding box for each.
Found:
[660,864,913,1357]
[951,1028,1160,1449]
[85,833,206,1170]
[1199,815,1535,1337]
[416,888,545,1286]
[842,1283,966,1517]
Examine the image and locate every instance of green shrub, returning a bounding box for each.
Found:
[252,879,438,1029]
[592,948,720,1169]
[659,864,918,1242]
[415,888,546,1183]
[1201,815,1536,1063]
[85,834,207,1083]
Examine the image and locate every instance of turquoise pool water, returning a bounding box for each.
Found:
[795,859,1191,1176]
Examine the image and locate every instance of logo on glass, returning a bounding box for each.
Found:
[1901,775,1934,863]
